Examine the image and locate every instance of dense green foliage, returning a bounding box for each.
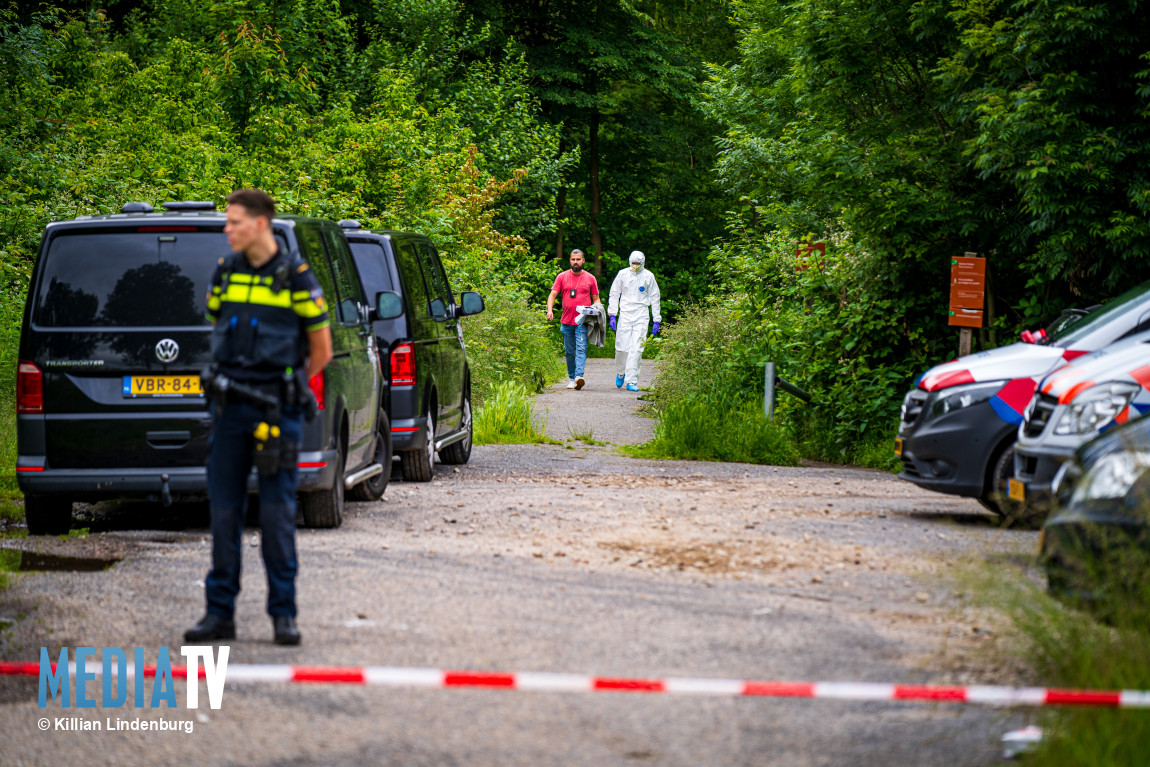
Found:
[2,0,1148,474]
[642,0,1150,464]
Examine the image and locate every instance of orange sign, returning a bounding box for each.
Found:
[949,309,984,328]
[948,256,985,327]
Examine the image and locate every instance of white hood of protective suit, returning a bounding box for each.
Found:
[629,251,645,271]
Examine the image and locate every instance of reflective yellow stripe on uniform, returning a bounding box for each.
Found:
[206,285,223,315]
[291,290,327,320]
[221,282,293,308]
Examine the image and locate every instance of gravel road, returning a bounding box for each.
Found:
[0,364,1038,766]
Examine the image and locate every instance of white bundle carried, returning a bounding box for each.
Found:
[574,305,600,325]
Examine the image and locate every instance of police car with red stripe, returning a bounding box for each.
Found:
[896,282,1150,521]
[1012,330,1150,519]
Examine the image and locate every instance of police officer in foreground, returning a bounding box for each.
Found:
[185,189,333,646]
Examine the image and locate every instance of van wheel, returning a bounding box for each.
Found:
[24,496,73,536]
[401,416,435,482]
[985,445,1047,529]
[349,410,392,502]
[439,390,472,466]
[300,445,345,528]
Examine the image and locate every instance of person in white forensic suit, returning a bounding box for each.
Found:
[607,251,661,392]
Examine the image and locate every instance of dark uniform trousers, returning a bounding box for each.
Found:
[205,400,304,619]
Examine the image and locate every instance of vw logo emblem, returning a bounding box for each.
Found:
[155,338,180,363]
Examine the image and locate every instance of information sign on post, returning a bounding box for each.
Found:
[949,252,985,356]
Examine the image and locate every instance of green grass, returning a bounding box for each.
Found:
[621,397,800,466]
[473,380,554,445]
[569,425,595,442]
[0,302,21,527]
[960,553,1150,765]
[0,547,19,590]
[791,417,902,471]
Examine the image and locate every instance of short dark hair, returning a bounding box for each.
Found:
[226,188,275,222]
[570,249,584,258]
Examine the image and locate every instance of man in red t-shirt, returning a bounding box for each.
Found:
[547,249,600,389]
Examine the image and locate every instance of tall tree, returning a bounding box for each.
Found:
[463,0,708,280]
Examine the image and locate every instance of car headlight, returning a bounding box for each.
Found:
[928,381,1004,420]
[1071,450,1150,502]
[1053,383,1139,435]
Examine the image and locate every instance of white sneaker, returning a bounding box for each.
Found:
[566,379,577,389]
[575,376,585,390]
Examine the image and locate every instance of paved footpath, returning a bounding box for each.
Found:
[0,360,1038,766]
[534,357,658,444]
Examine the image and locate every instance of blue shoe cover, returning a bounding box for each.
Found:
[626,383,639,392]
[616,374,625,388]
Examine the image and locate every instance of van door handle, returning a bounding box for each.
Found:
[147,431,190,449]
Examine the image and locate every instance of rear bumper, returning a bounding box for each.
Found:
[390,416,428,451]
[16,449,338,501]
[897,399,1013,499]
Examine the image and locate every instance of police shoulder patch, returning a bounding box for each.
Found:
[297,263,309,273]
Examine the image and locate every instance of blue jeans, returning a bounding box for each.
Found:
[560,322,588,379]
[205,400,303,619]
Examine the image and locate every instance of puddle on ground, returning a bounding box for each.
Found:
[2,551,121,572]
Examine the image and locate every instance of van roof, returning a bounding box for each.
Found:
[45,211,329,230]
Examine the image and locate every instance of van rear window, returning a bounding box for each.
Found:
[33,230,228,328]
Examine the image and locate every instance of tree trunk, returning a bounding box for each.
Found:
[555,186,566,261]
[589,109,602,277]
[553,135,566,260]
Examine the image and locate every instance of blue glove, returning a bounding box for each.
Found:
[652,321,660,336]
[609,315,617,332]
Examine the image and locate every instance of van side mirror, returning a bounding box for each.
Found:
[428,297,447,321]
[374,291,404,321]
[459,291,485,317]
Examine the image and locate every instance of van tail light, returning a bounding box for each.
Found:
[391,343,416,385]
[308,371,325,410]
[17,361,43,414]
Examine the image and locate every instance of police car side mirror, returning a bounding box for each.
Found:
[374,291,404,321]
[458,291,485,317]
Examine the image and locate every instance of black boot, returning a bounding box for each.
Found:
[184,614,236,642]
[273,615,301,646]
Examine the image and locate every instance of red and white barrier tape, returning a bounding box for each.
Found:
[2,661,1148,708]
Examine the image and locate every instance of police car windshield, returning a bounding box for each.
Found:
[33,230,286,328]
[1051,280,1150,347]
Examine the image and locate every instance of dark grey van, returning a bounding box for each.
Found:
[340,223,484,481]
[16,201,388,534]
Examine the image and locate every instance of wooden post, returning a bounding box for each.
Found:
[958,328,972,357]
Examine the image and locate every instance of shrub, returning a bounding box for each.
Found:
[473,380,548,445]
[625,397,800,466]
[646,230,928,469]
[462,290,565,407]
